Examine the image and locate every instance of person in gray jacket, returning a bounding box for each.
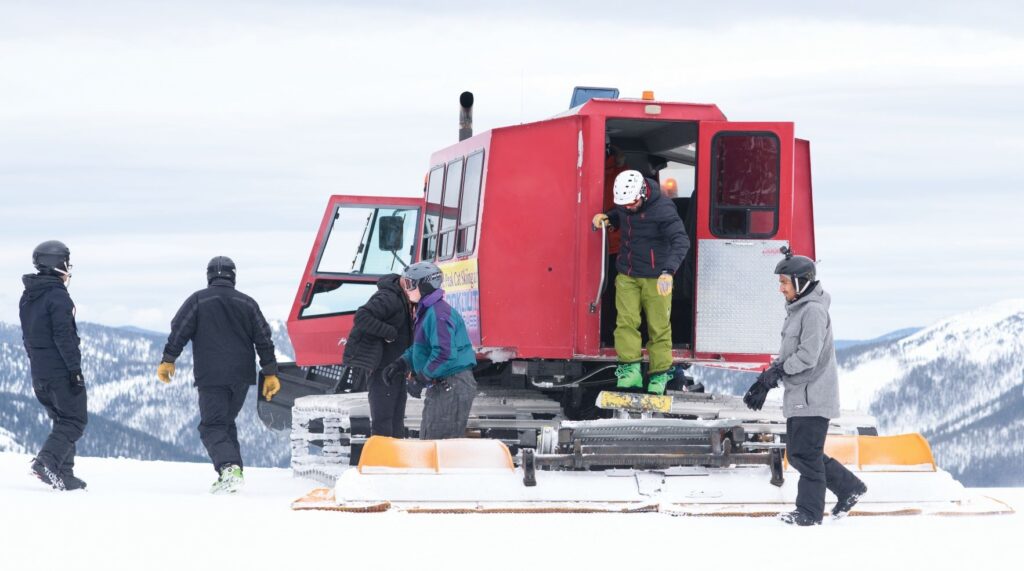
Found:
[743,248,867,526]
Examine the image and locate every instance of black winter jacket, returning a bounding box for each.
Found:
[162,278,278,387]
[19,274,81,380]
[607,184,690,278]
[342,274,413,372]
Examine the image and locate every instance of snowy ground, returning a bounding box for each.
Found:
[1,452,1021,571]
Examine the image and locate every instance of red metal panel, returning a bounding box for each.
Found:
[575,99,727,123]
[476,117,584,358]
[288,195,423,366]
[574,115,609,358]
[792,138,816,260]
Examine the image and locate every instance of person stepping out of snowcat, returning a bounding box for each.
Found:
[155,256,280,494]
[743,248,868,525]
[382,262,477,439]
[592,170,689,395]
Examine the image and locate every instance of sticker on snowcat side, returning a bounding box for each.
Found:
[596,391,673,413]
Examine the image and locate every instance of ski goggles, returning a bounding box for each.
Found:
[400,277,418,291]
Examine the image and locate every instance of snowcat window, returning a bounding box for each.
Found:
[457,150,484,255]
[300,280,377,318]
[710,132,780,238]
[317,205,419,275]
[438,158,464,260]
[422,166,445,260]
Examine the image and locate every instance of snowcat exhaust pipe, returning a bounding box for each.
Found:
[459,91,474,141]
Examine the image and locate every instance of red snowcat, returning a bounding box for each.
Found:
[261,89,1012,516]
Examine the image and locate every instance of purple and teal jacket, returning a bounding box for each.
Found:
[401,289,476,380]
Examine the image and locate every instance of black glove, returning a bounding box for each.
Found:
[756,363,784,389]
[69,370,85,395]
[743,381,769,411]
[406,376,425,399]
[382,357,410,387]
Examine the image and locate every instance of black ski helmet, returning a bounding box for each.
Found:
[207,256,236,284]
[400,261,443,296]
[774,247,816,297]
[33,240,71,275]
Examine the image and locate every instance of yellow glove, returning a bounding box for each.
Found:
[156,361,175,383]
[592,213,609,229]
[263,375,281,401]
[657,273,673,296]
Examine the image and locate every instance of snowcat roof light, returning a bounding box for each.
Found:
[570,86,619,108]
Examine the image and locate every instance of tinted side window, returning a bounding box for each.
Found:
[710,133,780,238]
[422,165,445,259]
[457,151,484,255]
[438,158,464,260]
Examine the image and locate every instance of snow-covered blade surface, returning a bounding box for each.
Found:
[1,452,1020,570]
[309,463,1011,516]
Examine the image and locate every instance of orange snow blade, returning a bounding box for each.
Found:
[357,436,515,474]
[818,433,936,472]
[856,433,936,471]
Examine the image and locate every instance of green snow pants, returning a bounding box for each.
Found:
[614,274,672,374]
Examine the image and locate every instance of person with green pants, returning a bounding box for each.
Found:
[593,170,689,394]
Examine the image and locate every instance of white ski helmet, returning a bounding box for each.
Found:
[613,170,647,205]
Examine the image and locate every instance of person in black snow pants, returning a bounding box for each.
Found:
[743,248,868,525]
[342,273,413,437]
[20,240,88,491]
[156,256,281,494]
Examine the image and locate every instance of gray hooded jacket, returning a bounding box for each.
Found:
[776,284,840,419]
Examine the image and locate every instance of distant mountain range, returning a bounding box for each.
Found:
[0,320,294,468]
[692,300,1024,486]
[3,300,1022,486]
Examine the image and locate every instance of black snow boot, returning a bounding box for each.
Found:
[831,482,868,519]
[30,457,66,491]
[779,510,821,526]
[61,471,88,491]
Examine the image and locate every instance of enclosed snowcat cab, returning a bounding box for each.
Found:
[261,88,812,426]
[260,89,1011,517]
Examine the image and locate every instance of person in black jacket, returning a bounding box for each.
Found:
[156,256,280,494]
[342,273,413,437]
[592,170,689,395]
[20,240,88,491]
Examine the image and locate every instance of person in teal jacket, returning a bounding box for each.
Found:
[383,262,477,439]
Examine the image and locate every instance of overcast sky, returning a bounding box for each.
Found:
[1,0,1022,339]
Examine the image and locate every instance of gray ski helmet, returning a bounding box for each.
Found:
[774,247,816,295]
[400,261,443,294]
[207,256,237,284]
[33,240,71,274]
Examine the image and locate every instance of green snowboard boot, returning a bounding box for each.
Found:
[615,363,643,390]
[210,464,244,495]
[647,371,672,395]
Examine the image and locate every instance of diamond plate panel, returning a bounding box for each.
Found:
[695,240,788,355]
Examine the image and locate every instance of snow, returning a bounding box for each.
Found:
[838,298,1024,424]
[914,298,1024,334]
[839,354,902,411]
[1,452,1021,571]
[0,428,25,454]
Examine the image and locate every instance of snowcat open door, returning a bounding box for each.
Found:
[289,195,422,366]
[257,196,421,429]
[693,122,795,361]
